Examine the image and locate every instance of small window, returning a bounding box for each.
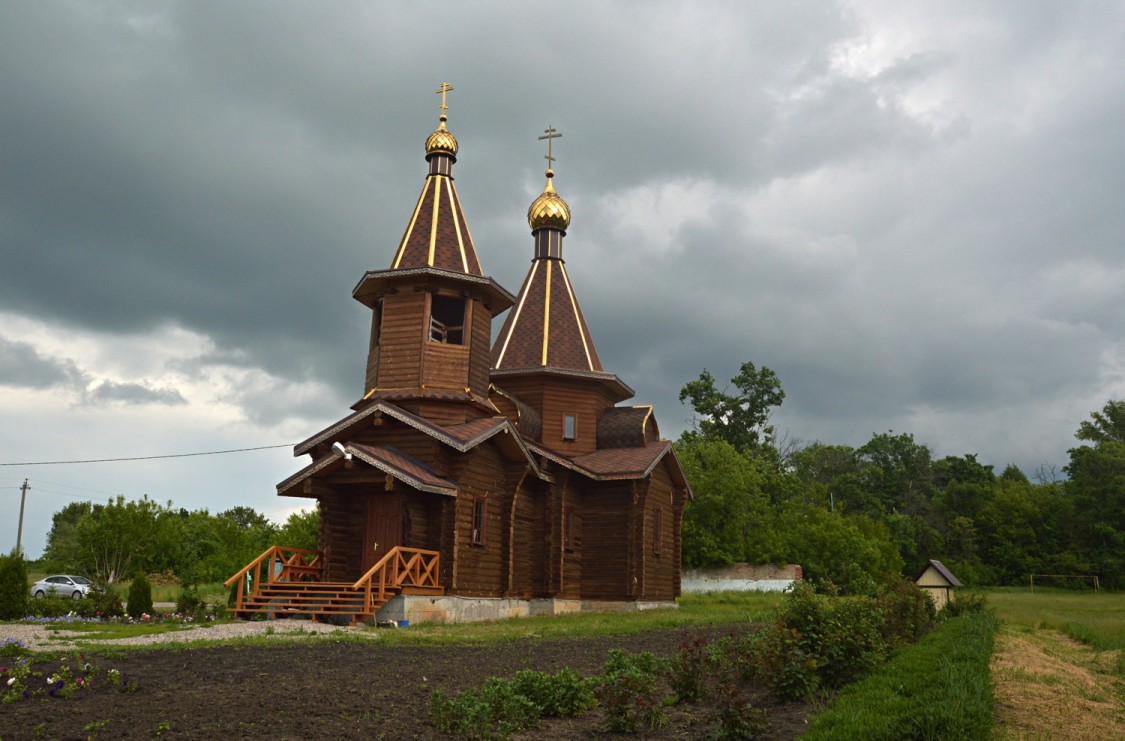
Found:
[563,414,577,440]
[653,509,663,556]
[370,301,383,349]
[430,294,465,344]
[563,507,575,551]
[472,496,487,546]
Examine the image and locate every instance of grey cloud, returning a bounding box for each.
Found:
[0,336,87,390]
[81,381,187,407]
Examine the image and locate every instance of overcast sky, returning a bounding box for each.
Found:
[3,1,1124,558]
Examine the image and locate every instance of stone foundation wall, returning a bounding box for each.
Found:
[375,595,677,625]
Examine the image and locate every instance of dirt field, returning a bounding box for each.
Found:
[0,626,816,740]
[991,626,1125,740]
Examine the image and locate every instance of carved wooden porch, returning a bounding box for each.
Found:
[224,545,442,625]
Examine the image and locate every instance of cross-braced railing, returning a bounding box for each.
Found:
[352,547,440,618]
[224,546,323,614]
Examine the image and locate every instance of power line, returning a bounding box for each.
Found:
[0,443,295,467]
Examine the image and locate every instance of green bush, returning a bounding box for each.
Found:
[804,611,997,740]
[176,586,206,616]
[126,573,153,616]
[877,575,935,644]
[0,552,30,620]
[597,650,668,733]
[429,677,539,740]
[941,589,988,617]
[713,686,770,741]
[508,668,597,717]
[669,632,711,703]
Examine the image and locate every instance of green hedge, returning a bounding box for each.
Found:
[803,610,997,740]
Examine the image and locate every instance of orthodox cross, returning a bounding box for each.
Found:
[435,81,454,117]
[539,125,562,167]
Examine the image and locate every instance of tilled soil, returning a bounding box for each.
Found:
[0,626,815,740]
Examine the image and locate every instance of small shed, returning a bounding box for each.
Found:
[915,559,963,610]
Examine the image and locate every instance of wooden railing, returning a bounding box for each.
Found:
[224,546,324,614]
[352,547,440,617]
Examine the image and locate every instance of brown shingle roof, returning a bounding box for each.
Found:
[597,406,654,449]
[291,400,546,479]
[277,442,457,498]
[491,258,603,372]
[388,174,484,276]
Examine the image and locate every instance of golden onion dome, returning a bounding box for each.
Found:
[528,170,571,231]
[425,116,458,158]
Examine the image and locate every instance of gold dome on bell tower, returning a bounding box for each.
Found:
[425,81,459,159]
[528,169,571,232]
[527,126,570,232]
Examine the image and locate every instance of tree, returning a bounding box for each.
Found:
[76,495,163,582]
[41,500,93,573]
[677,437,784,568]
[1066,400,1125,587]
[277,506,320,551]
[0,550,30,620]
[678,360,785,454]
[126,571,153,616]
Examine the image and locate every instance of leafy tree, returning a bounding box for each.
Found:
[678,360,785,454]
[76,495,163,582]
[677,437,781,568]
[0,550,30,620]
[855,432,935,517]
[277,506,320,551]
[1066,400,1125,587]
[41,500,93,573]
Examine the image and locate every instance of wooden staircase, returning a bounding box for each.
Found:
[225,546,442,626]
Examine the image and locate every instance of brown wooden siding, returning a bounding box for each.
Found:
[373,290,426,390]
[640,465,678,601]
[578,481,632,599]
[448,445,509,596]
[319,487,366,583]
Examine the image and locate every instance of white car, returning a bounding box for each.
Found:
[30,575,95,600]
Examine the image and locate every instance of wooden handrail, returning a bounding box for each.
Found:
[224,545,324,615]
[351,546,440,618]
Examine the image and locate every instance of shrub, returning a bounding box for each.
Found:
[598,650,668,733]
[429,678,539,740]
[713,686,770,741]
[0,551,30,620]
[877,575,935,645]
[176,586,206,616]
[941,589,988,617]
[669,631,712,703]
[508,668,597,717]
[126,572,153,616]
[755,582,890,700]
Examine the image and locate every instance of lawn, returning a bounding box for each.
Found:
[983,586,1125,651]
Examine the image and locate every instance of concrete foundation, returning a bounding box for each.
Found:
[375,595,677,625]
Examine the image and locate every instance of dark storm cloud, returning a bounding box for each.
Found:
[0,336,86,391]
[2,0,1124,484]
[82,380,187,407]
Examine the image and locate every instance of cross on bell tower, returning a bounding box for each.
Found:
[538,125,562,171]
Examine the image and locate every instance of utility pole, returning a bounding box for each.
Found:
[16,479,29,557]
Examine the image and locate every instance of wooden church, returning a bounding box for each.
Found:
[228,85,690,624]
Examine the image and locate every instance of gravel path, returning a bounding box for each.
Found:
[0,619,378,651]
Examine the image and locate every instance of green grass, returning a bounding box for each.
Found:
[982,587,1125,651]
[368,590,783,646]
[804,611,998,740]
[43,622,199,640]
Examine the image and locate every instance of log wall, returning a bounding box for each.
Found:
[578,481,632,599]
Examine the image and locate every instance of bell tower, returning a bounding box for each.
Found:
[352,83,514,424]
[491,127,633,454]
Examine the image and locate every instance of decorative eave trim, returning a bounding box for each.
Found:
[277,444,457,498]
[353,266,515,306]
[490,366,635,399]
[292,400,549,481]
[527,440,679,483]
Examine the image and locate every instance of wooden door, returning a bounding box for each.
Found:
[363,493,402,572]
